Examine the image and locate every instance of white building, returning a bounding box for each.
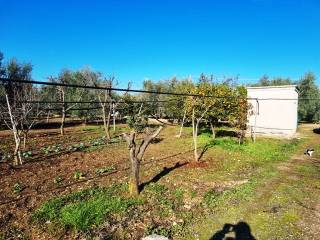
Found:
[247,85,298,137]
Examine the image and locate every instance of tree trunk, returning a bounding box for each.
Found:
[13,139,22,166]
[46,111,50,123]
[102,106,111,140]
[112,103,116,131]
[129,156,140,195]
[210,122,216,139]
[177,109,186,138]
[23,132,27,149]
[126,132,140,195]
[106,108,111,140]
[192,109,199,162]
[6,94,22,165]
[122,126,163,195]
[239,129,245,145]
[83,117,88,126]
[60,109,66,136]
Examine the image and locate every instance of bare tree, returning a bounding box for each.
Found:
[0,57,42,165]
[1,84,41,165]
[95,76,115,140]
[54,70,86,136]
[84,70,126,140]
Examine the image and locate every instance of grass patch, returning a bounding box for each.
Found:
[82,125,102,132]
[33,184,142,232]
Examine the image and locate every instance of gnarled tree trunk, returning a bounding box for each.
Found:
[122,126,163,195]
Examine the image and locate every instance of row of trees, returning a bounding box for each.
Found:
[3,51,319,195]
[0,52,250,195]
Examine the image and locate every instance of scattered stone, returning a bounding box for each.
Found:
[183,204,191,209]
[142,234,170,240]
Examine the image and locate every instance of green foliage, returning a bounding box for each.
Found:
[250,75,295,87]
[95,166,116,175]
[145,182,168,196]
[54,176,63,186]
[173,188,185,205]
[90,136,106,147]
[145,224,173,238]
[126,114,148,133]
[41,145,62,154]
[67,143,85,152]
[33,185,142,231]
[298,72,320,122]
[33,198,65,222]
[163,78,194,119]
[22,151,32,158]
[203,189,221,208]
[213,137,243,150]
[13,182,23,193]
[73,171,85,180]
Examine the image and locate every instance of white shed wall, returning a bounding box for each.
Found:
[247,85,298,137]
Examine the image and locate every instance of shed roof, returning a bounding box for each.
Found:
[246,85,297,89]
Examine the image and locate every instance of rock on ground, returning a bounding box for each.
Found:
[142,234,170,240]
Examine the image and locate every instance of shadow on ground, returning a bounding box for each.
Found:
[313,128,320,134]
[210,221,256,240]
[140,161,187,191]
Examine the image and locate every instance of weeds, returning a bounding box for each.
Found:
[67,143,85,152]
[12,183,23,194]
[53,176,63,186]
[95,166,116,175]
[22,151,33,158]
[41,145,62,154]
[91,136,106,146]
[73,171,85,180]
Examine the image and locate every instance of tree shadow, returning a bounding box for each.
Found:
[198,127,239,138]
[313,128,320,134]
[151,137,164,144]
[139,161,187,191]
[198,142,213,160]
[210,221,256,240]
[216,129,238,138]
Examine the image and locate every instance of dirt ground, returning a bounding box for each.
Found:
[0,123,320,239]
[0,124,196,239]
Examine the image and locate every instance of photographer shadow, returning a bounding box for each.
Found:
[210,221,256,240]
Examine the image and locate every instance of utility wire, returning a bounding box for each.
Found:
[0,77,316,101]
[0,77,240,98]
[0,100,172,104]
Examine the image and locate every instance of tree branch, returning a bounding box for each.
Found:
[137,126,163,160]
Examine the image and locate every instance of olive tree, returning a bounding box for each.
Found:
[54,69,87,136]
[121,102,163,195]
[0,58,41,165]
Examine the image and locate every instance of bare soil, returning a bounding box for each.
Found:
[0,124,197,239]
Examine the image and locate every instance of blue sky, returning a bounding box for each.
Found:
[0,0,319,88]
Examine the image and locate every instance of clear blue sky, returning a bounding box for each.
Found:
[1,0,319,88]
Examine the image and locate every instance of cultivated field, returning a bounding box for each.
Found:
[0,123,319,239]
